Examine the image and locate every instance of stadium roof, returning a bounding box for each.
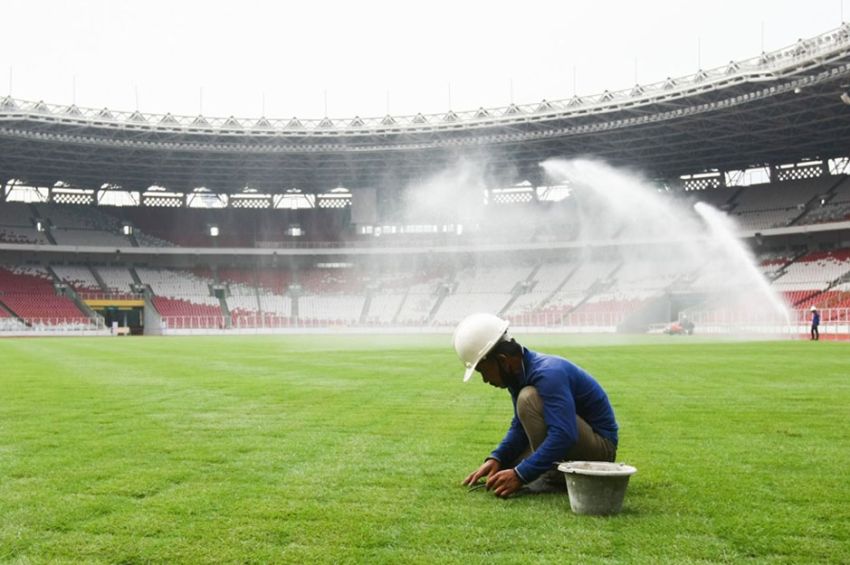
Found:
[3,25,850,194]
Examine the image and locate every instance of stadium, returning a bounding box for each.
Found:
[1,18,849,564]
[2,26,850,337]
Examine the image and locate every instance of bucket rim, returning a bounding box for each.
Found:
[558,461,637,477]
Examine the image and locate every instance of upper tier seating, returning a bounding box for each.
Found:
[0,203,51,244]
[686,187,737,210]
[121,207,347,248]
[0,202,33,226]
[732,209,801,231]
[0,226,51,244]
[35,204,132,247]
[799,176,850,225]
[732,178,836,214]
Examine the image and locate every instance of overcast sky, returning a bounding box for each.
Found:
[1,0,846,120]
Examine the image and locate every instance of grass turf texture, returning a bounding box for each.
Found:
[1,335,848,564]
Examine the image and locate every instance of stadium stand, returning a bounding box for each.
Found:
[298,294,365,325]
[0,243,848,334]
[430,264,533,325]
[799,176,850,225]
[0,202,51,244]
[545,257,620,312]
[767,250,850,309]
[135,267,224,328]
[136,267,213,296]
[0,265,91,327]
[733,178,833,213]
[724,178,837,230]
[256,294,294,326]
[365,292,407,324]
[52,265,102,295]
[504,260,578,319]
[687,187,738,210]
[118,207,348,248]
[95,266,139,297]
[151,296,225,329]
[35,203,131,247]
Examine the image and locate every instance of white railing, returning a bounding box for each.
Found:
[159,316,228,330]
[161,307,850,339]
[164,309,632,332]
[5,308,844,338]
[682,308,850,338]
[0,316,105,332]
[77,290,143,301]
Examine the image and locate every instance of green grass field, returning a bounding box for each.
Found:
[1,334,848,564]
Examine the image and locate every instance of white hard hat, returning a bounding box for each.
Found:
[811,305,818,311]
[452,313,510,382]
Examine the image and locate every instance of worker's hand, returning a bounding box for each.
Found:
[462,458,501,487]
[486,468,523,498]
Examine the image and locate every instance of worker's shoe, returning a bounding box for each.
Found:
[523,469,567,494]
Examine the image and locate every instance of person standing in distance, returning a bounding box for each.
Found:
[454,313,619,498]
[810,305,820,341]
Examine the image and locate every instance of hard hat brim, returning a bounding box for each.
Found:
[453,314,509,383]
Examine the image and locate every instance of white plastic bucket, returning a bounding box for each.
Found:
[557,461,637,515]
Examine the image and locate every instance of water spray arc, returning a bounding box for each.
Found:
[693,202,791,323]
[538,158,791,331]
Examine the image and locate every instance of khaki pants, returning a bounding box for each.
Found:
[515,386,617,465]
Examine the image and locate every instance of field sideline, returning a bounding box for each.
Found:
[1,335,848,563]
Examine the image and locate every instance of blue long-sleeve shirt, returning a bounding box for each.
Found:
[489,348,618,483]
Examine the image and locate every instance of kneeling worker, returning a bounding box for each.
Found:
[454,313,619,498]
